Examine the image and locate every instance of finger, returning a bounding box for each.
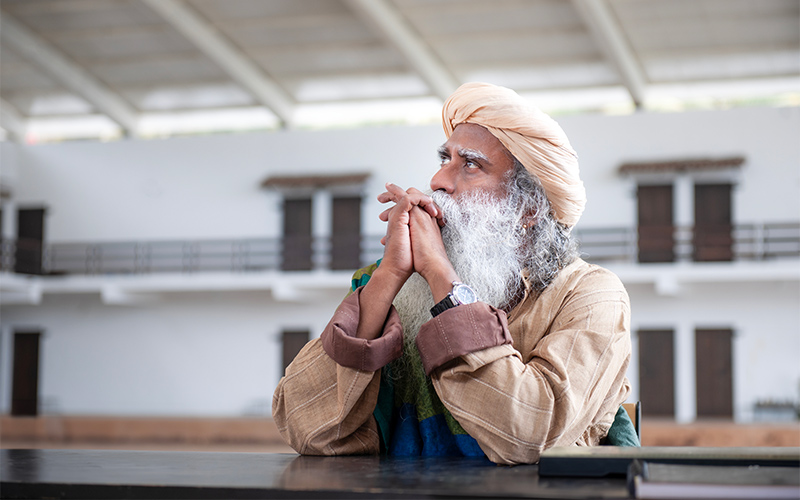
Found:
[377,191,396,204]
[379,207,392,222]
[385,182,407,198]
[378,182,406,203]
[404,189,438,218]
[409,205,437,226]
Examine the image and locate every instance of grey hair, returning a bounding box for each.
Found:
[506,158,579,291]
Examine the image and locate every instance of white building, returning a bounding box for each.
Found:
[1,105,798,424]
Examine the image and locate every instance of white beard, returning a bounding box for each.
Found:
[392,190,525,348]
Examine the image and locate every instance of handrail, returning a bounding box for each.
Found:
[1,222,798,275]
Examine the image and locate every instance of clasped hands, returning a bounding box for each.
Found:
[377,183,459,303]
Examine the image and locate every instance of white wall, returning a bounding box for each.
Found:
[2,106,799,418]
[0,289,346,416]
[8,125,443,242]
[558,106,800,227]
[626,280,800,423]
[8,106,800,243]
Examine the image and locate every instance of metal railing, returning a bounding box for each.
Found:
[1,222,798,276]
[574,222,800,263]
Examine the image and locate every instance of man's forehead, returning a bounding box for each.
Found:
[443,123,511,157]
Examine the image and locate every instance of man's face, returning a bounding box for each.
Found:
[432,123,515,199]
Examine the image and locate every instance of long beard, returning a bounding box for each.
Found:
[392,190,525,350]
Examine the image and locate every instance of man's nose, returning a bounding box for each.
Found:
[430,165,456,194]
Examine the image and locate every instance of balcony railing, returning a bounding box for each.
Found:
[574,222,800,263]
[1,222,798,276]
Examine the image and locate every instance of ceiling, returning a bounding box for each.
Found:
[1,0,798,142]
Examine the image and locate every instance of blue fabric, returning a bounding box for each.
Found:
[388,403,485,457]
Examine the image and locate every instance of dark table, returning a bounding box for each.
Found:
[1,449,630,499]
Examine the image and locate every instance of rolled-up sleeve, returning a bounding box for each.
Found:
[321,286,404,372]
[415,302,512,375]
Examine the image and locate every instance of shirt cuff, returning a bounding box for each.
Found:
[415,302,513,375]
[320,286,404,372]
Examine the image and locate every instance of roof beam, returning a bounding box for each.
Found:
[0,98,26,142]
[571,0,646,108]
[0,13,139,135]
[344,0,459,101]
[142,0,294,127]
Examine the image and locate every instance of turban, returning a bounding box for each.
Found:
[442,82,586,227]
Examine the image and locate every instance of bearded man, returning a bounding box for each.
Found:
[272,83,637,465]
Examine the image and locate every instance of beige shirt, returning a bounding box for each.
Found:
[272,258,631,465]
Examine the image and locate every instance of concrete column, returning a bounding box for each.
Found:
[673,174,694,227]
[1,200,16,239]
[673,174,693,262]
[312,189,331,270]
[674,320,696,423]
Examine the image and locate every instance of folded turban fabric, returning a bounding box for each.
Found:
[442,82,586,228]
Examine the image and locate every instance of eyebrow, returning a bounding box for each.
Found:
[437,145,492,165]
[459,147,490,164]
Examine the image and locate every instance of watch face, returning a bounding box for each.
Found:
[452,283,478,304]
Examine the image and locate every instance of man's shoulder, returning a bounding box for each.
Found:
[557,258,627,296]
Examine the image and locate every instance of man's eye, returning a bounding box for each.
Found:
[465,160,479,169]
[439,157,450,166]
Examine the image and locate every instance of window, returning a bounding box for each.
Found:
[694,184,733,262]
[331,196,362,270]
[16,207,46,275]
[621,157,742,264]
[695,328,734,418]
[637,185,675,263]
[12,331,41,416]
[282,197,313,271]
[638,329,675,418]
[262,173,369,272]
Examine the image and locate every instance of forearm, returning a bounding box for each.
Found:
[355,266,406,340]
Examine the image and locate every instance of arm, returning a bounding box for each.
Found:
[417,267,632,465]
[272,183,418,454]
[272,286,404,455]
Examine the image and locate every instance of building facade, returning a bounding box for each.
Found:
[1,106,798,423]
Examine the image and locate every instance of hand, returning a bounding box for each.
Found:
[378,184,445,228]
[378,192,414,286]
[407,205,459,302]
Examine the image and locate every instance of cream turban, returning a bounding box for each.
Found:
[442,82,586,228]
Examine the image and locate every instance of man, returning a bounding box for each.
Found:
[273,82,635,465]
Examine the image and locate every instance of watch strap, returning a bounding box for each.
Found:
[430,293,458,318]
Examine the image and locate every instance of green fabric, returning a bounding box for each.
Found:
[349,260,379,296]
[389,343,469,433]
[604,405,640,446]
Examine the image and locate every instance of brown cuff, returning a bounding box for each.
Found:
[415,302,512,375]
[320,286,403,372]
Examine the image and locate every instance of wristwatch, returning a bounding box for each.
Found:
[430,281,478,317]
